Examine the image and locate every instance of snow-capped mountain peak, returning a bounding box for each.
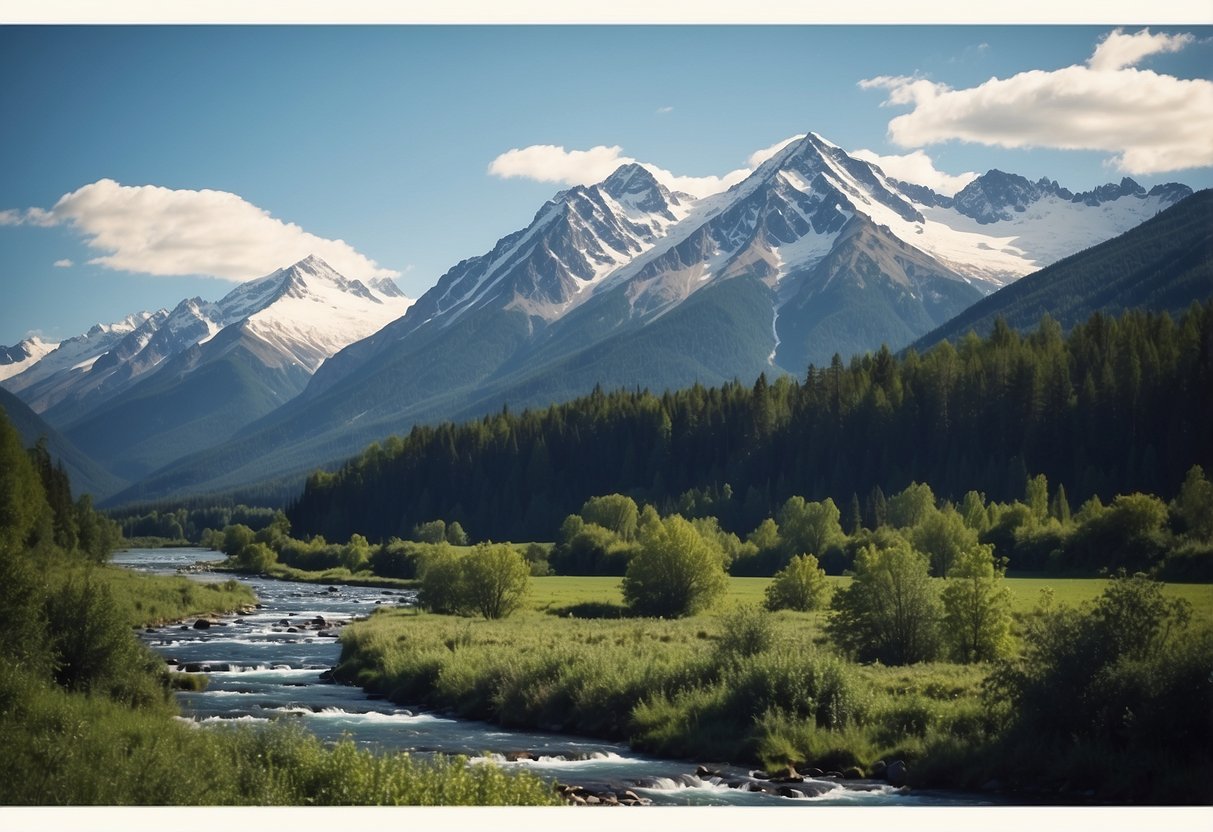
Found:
[1,255,413,418]
[0,335,60,383]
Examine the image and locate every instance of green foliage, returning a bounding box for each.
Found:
[445,520,469,546]
[235,541,277,574]
[416,544,530,619]
[985,573,1211,796]
[828,534,942,665]
[1174,464,1213,541]
[413,519,448,544]
[460,543,531,619]
[940,546,1013,663]
[289,304,1213,549]
[622,514,728,617]
[777,496,845,561]
[580,493,640,541]
[886,482,937,529]
[910,505,979,577]
[764,554,829,612]
[716,604,775,659]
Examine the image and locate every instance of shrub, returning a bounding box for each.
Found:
[622,514,728,617]
[827,534,942,665]
[416,544,530,619]
[460,543,530,620]
[940,545,1012,663]
[717,604,774,659]
[764,554,829,611]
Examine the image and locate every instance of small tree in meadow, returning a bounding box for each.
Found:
[827,534,942,665]
[941,544,1012,663]
[460,543,530,619]
[622,514,727,617]
[764,554,829,612]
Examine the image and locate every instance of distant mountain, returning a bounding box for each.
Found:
[0,386,125,499]
[110,132,1191,505]
[0,335,58,383]
[2,312,155,402]
[914,189,1213,351]
[2,255,412,483]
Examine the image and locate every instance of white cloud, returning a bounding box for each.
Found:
[850,148,978,196]
[656,105,674,114]
[747,134,807,168]
[1088,28,1194,72]
[488,134,807,199]
[4,179,397,282]
[487,144,635,186]
[859,28,1213,175]
[53,258,73,268]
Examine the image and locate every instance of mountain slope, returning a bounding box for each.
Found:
[109,133,1193,505]
[915,189,1213,350]
[0,386,125,499]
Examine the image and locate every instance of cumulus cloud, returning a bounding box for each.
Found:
[3,179,397,281]
[488,134,807,199]
[1088,28,1194,72]
[53,258,73,268]
[860,28,1213,175]
[488,144,635,186]
[850,148,978,196]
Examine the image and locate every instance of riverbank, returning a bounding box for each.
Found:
[333,575,1213,804]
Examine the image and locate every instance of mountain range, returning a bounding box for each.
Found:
[0,131,1198,505]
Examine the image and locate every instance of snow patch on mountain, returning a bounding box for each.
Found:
[0,336,59,382]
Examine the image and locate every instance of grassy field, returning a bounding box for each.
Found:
[53,562,258,627]
[528,574,1213,627]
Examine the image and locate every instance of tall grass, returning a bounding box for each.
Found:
[0,663,560,805]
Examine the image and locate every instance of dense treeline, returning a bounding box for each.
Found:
[289,303,1213,544]
[110,502,281,543]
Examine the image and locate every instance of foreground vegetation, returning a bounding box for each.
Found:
[337,573,1213,803]
[0,412,559,805]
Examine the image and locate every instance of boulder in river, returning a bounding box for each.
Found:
[193,619,212,629]
[886,760,908,786]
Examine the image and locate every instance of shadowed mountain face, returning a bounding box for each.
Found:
[914,189,1213,351]
[105,133,1192,506]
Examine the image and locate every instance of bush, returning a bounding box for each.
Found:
[416,544,530,619]
[460,543,530,620]
[717,604,774,659]
[622,514,728,617]
[764,554,829,611]
[827,534,942,665]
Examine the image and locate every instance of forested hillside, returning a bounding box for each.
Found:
[288,302,1213,544]
[915,189,1212,349]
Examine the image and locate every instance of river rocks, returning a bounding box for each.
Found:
[312,616,327,627]
[557,783,650,807]
[870,760,887,779]
[193,619,212,629]
[842,766,865,779]
[886,760,908,787]
[326,586,339,593]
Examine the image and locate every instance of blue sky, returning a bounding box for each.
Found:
[2,24,1211,345]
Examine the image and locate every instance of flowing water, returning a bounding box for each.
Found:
[118,547,994,807]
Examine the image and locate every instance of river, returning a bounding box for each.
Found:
[117,547,995,807]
